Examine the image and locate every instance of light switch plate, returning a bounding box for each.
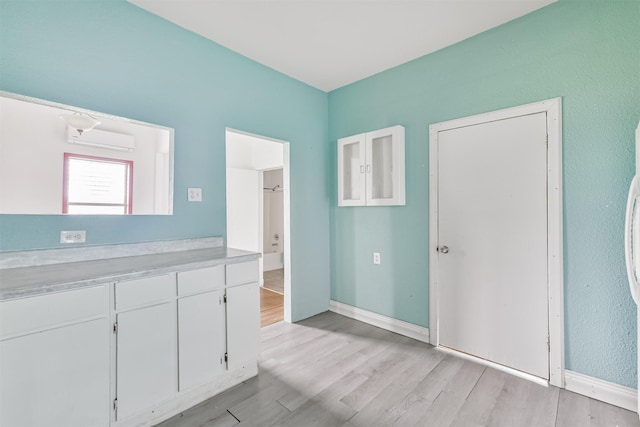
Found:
[61,230,86,244]
[188,188,202,202]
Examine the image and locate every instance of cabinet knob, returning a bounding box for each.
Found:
[438,246,449,254]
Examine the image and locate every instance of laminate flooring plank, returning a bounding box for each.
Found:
[156,382,258,427]
[340,340,431,412]
[200,411,240,427]
[555,389,592,427]
[449,367,510,427]
[349,345,446,427]
[407,360,486,427]
[260,323,333,361]
[259,318,296,341]
[227,374,291,421]
[264,330,350,369]
[485,373,558,427]
[587,395,640,427]
[275,336,386,411]
[260,312,339,348]
[233,401,290,427]
[263,336,354,386]
[264,397,357,427]
[371,355,466,427]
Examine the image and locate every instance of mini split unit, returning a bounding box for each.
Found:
[67,127,135,152]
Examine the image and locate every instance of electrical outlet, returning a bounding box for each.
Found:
[373,252,381,265]
[60,230,86,244]
[188,188,202,202]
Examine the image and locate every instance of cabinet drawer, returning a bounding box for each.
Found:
[226,260,259,287]
[0,286,107,339]
[177,266,224,296]
[115,274,175,311]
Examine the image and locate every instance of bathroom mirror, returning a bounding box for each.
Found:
[0,91,174,215]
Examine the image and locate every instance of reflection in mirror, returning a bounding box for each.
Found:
[0,91,174,215]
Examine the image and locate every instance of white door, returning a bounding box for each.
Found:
[437,112,549,379]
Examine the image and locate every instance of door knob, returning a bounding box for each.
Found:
[439,246,449,254]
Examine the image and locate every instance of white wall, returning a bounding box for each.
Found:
[225,168,260,253]
[263,169,284,254]
[226,131,283,170]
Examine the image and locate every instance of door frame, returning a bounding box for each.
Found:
[428,98,564,387]
[225,128,293,323]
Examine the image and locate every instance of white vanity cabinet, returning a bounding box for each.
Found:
[112,259,260,426]
[337,125,405,206]
[113,273,177,421]
[0,286,110,427]
[177,266,226,391]
[0,252,260,427]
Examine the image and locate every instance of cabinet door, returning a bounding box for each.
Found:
[226,282,260,371]
[116,302,176,421]
[365,125,405,206]
[0,319,109,427]
[178,290,225,391]
[337,133,366,206]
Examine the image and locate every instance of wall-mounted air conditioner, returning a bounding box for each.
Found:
[67,127,135,152]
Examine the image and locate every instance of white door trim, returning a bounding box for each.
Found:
[428,98,564,387]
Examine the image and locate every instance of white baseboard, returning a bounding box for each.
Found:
[329,300,430,344]
[565,370,637,412]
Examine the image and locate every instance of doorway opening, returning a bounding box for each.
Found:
[225,129,291,327]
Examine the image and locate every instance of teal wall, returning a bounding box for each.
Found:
[329,1,640,388]
[3,0,639,390]
[0,0,330,322]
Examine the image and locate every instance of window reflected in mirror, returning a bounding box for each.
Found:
[63,154,133,215]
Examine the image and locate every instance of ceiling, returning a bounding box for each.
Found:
[129,0,556,92]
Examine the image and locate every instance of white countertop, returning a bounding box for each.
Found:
[0,247,259,301]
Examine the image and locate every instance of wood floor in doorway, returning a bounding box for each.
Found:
[156,312,639,427]
[260,287,283,327]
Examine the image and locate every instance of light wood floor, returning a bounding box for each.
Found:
[157,312,640,427]
[260,287,284,327]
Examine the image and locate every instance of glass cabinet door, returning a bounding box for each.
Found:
[365,126,405,206]
[337,134,366,206]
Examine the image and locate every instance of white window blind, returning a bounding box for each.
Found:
[65,155,132,214]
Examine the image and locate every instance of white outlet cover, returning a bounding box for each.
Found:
[373,252,381,265]
[188,187,203,202]
[60,230,86,244]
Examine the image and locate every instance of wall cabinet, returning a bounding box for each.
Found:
[337,125,405,206]
[0,286,110,427]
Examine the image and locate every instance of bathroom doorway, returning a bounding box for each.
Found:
[262,168,284,295]
[225,129,291,327]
